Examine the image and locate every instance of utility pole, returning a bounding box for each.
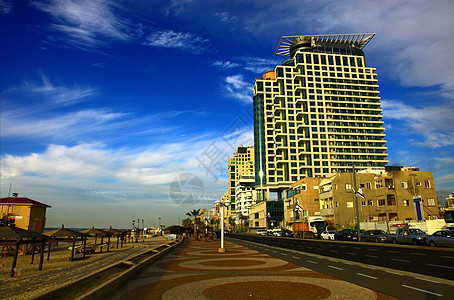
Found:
[352,164,362,242]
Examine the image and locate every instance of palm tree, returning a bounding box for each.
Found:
[186,209,201,240]
[228,216,236,231]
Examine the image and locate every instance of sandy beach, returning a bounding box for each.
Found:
[0,235,169,300]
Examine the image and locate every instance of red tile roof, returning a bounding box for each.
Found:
[0,197,51,207]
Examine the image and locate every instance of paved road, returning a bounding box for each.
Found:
[108,238,396,300]
[228,234,454,299]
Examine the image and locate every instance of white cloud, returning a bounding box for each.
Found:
[143,30,209,54]
[224,75,252,104]
[239,56,282,74]
[212,60,241,69]
[382,99,454,148]
[32,0,132,49]
[3,74,95,106]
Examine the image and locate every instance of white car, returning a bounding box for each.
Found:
[320,230,336,240]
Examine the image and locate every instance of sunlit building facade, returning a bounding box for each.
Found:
[253,34,388,199]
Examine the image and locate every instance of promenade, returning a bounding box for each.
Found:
[108,238,396,300]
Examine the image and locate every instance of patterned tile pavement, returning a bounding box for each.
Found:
[108,238,397,300]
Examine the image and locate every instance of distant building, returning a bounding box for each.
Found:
[235,174,257,224]
[318,166,439,227]
[446,194,454,208]
[253,33,388,200]
[226,146,254,220]
[249,201,284,231]
[0,197,51,233]
[284,177,321,230]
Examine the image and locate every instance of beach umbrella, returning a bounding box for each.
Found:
[80,227,107,252]
[44,225,86,261]
[104,226,122,249]
[0,227,48,277]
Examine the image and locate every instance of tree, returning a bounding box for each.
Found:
[186,209,201,240]
[182,218,193,228]
[228,216,236,231]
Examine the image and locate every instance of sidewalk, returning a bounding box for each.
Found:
[108,238,396,300]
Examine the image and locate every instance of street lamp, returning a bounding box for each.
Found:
[214,198,231,252]
[352,163,362,242]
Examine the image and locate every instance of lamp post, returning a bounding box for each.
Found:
[215,198,231,252]
[352,163,362,242]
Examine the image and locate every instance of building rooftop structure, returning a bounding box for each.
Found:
[275,33,375,57]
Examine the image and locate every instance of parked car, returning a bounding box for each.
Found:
[274,229,294,237]
[389,228,426,245]
[334,230,358,241]
[425,230,454,248]
[256,230,267,236]
[362,230,388,243]
[320,230,336,240]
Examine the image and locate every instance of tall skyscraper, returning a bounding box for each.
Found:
[253,34,388,199]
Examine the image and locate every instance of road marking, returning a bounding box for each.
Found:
[292,256,301,259]
[357,273,378,279]
[307,260,318,264]
[329,265,344,270]
[271,250,277,253]
[326,244,334,247]
[414,277,441,284]
[391,258,410,263]
[280,253,288,256]
[317,248,324,251]
[353,247,361,249]
[441,256,454,259]
[367,249,379,251]
[346,252,356,255]
[426,263,454,270]
[401,285,443,297]
[329,250,339,253]
[365,255,378,258]
[328,259,339,262]
[339,245,347,248]
[387,250,399,253]
[385,270,404,276]
[342,261,355,265]
[306,247,312,249]
[409,252,427,256]
[361,265,376,270]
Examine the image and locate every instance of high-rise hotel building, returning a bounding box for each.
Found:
[253,34,388,198]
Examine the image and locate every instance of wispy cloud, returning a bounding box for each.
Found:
[2,74,95,106]
[382,99,454,148]
[143,30,210,54]
[31,0,132,49]
[224,75,252,104]
[212,60,241,69]
[0,0,12,14]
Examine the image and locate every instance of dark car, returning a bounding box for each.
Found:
[334,230,358,241]
[362,230,388,243]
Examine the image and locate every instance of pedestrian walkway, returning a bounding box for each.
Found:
[108,238,396,299]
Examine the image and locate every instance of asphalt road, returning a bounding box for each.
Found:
[227,234,454,300]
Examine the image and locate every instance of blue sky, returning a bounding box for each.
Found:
[1,0,453,228]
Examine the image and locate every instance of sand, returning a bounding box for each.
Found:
[0,235,169,300]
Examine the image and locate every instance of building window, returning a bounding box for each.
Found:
[362,201,367,206]
[366,182,372,189]
[378,199,386,207]
[428,198,436,206]
[375,180,383,189]
[345,183,352,192]
[303,210,308,217]
[403,200,410,207]
[254,213,259,219]
[401,182,408,189]
[424,180,431,188]
[368,200,373,206]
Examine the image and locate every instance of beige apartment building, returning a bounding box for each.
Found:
[253,34,388,200]
[319,166,439,227]
[226,146,254,218]
[284,177,321,229]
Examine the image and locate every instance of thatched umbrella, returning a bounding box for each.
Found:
[0,226,48,277]
[44,225,86,261]
[80,227,107,253]
[104,226,123,249]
